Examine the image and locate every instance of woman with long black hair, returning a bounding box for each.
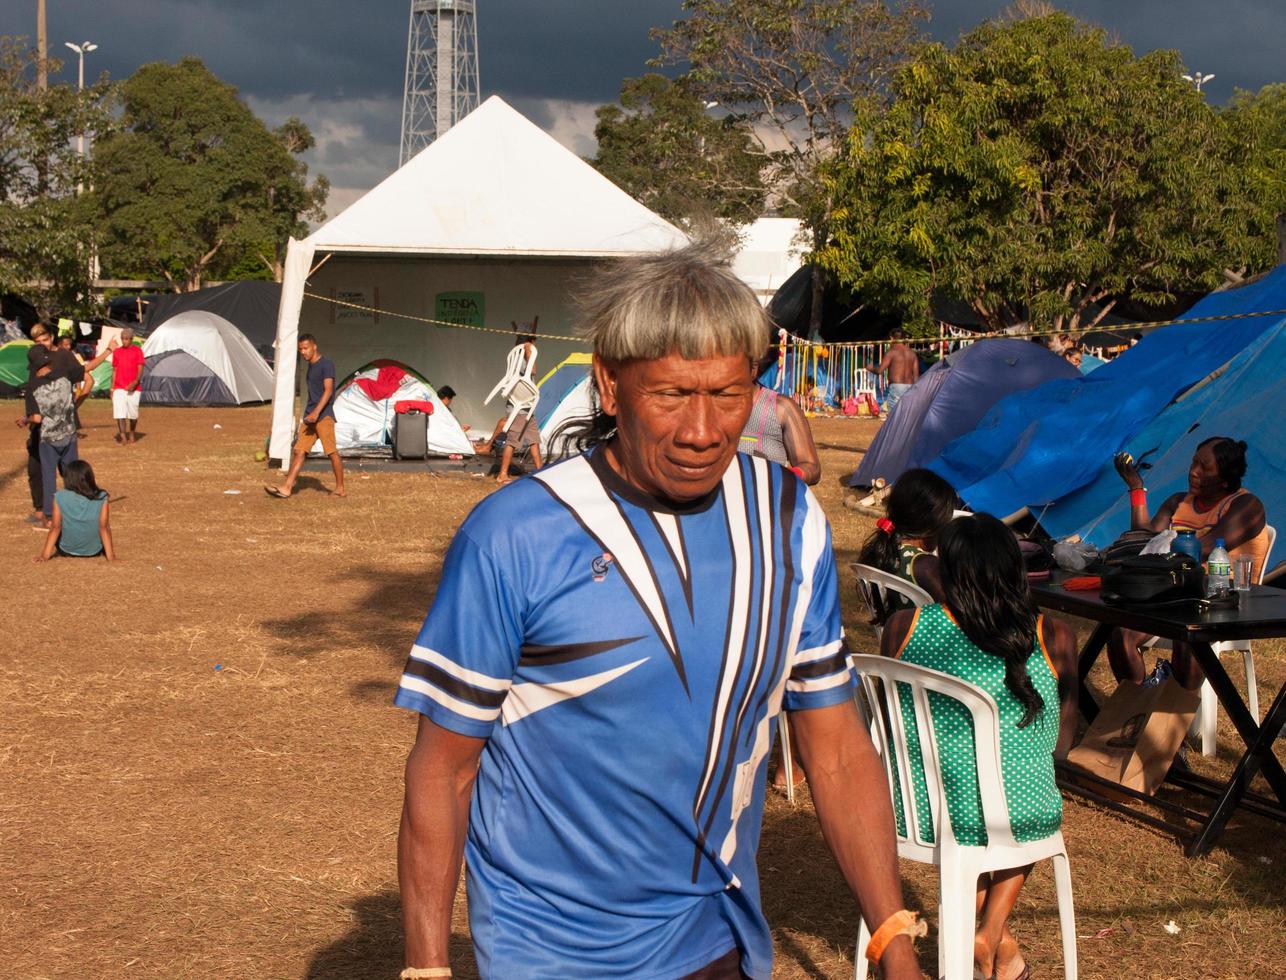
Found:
[880,514,1077,980]
[33,459,116,562]
[857,468,958,613]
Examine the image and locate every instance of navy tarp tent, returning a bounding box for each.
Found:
[928,266,1286,519]
[140,350,239,405]
[846,339,1078,488]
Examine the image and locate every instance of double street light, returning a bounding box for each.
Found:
[64,41,97,166]
[1182,71,1215,92]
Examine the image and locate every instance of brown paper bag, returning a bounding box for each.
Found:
[1067,677,1200,796]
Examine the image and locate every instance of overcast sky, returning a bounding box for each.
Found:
[10,1,1283,217]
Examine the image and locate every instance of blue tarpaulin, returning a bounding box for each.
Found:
[1043,320,1286,546]
[928,266,1286,520]
[846,339,1076,488]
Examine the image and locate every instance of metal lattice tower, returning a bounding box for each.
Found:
[400,0,480,165]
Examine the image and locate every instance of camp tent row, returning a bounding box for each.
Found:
[267,96,687,465]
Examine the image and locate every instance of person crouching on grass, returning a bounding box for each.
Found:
[34,460,116,562]
[266,334,346,499]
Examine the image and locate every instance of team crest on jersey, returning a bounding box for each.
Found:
[591,552,614,582]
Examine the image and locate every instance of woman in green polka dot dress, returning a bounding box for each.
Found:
[857,468,958,619]
[881,514,1078,980]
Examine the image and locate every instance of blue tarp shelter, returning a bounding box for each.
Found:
[846,339,1077,488]
[929,266,1286,521]
[1043,318,1286,546]
[759,347,833,401]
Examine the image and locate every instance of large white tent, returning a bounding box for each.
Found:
[731,218,804,306]
[268,96,687,463]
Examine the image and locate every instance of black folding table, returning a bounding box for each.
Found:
[1030,574,1286,855]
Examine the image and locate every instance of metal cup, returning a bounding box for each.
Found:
[1232,554,1255,592]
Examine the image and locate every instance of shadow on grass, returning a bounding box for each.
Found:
[305,890,479,979]
[0,459,26,495]
[759,797,927,972]
[262,563,438,664]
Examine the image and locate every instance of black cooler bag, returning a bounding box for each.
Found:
[1101,553,1202,606]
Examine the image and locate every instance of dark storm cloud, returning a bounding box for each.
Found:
[9,1,1282,205]
[20,1,1279,112]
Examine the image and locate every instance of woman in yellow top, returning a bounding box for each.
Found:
[1109,436,1269,688]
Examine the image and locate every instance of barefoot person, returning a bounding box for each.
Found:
[472,410,542,484]
[880,514,1078,980]
[266,334,345,499]
[110,327,145,444]
[396,246,921,979]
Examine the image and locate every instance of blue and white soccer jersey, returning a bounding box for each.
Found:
[395,449,851,979]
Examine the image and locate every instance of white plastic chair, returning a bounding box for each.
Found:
[851,654,1077,980]
[484,343,540,431]
[776,565,934,805]
[851,563,935,645]
[1188,524,1276,756]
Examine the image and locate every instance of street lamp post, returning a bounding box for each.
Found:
[64,40,97,182]
[64,40,99,285]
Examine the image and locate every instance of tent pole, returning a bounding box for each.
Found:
[268,237,317,465]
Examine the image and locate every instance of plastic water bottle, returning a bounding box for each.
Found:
[1206,539,1232,597]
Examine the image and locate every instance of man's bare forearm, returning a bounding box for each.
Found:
[795,702,920,978]
[398,732,480,968]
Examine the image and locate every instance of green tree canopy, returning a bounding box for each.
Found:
[94,57,327,291]
[818,12,1277,334]
[591,73,765,232]
[0,36,111,317]
[1227,82,1286,257]
[652,0,927,239]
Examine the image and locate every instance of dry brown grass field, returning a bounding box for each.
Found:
[1,401,1282,979]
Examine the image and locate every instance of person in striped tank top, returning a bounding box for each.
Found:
[881,514,1078,980]
[737,349,821,486]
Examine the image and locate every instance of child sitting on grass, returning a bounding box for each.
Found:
[33,460,116,562]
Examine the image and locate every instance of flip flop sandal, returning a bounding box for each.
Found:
[264,486,290,499]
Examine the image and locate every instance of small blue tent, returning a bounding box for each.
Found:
[928,266,1286,519]
[846,339,1077,488]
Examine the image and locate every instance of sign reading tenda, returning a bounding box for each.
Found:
[435,291,485,328]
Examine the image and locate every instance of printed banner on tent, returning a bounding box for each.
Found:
[435,291,484,328]
[329,287,380,324]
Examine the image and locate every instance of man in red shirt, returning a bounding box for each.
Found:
[110,327,146,444]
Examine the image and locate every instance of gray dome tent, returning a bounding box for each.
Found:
[140,350,240,406]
